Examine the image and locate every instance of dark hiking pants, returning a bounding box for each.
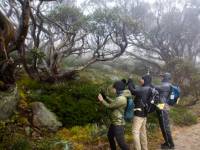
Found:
[107,124,129,150]
[156,109,174,147]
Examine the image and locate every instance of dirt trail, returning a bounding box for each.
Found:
[172,122,200,150]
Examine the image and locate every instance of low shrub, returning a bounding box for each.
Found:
[55,124,108,150]
[18,76,110,127]
[12,138,31,150]
[177,95,195,106]
[170,106,198,126]
[147,112,160,134]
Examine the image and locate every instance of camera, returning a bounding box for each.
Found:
[100,89,107,99]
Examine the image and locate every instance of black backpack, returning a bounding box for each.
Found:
[146,88,160,113]
[139,87,160,114]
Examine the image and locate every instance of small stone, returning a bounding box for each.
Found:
[25,126,31,136]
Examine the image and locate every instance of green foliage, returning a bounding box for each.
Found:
[30,48,46,61]
[52,140,72,150]
[88,6,135,41]
[190,73,200,99]
[15,67,199,149]
[147,112,159,131]
[23,48,46,67]
[177,95,196,106]
[164,59,196,80]
[164,58,198,96]
[88,8,118,34]
[17,75,42,90]
[12,138,31,150]
[69,124,107,142]
[48,5,86,31]
[170,107,198,126]
[33,138,55,150]
[20,77,110,127]
[56,124,107,149]
[0,119,68,150]
[0,120,30,150]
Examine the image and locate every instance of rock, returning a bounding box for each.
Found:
[53,140,71,150]
[35,89,42,94]
[31,102,62,131]
[25,126,31,136]
[31,130,41,139]
[0,86,19,120]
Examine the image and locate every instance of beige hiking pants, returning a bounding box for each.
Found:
[132,116,148,150]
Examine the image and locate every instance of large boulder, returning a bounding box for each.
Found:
[31,102,62,131]
[0,86,18,120]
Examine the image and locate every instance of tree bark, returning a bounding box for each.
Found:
[0,0,31,87]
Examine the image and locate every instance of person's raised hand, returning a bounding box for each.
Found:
[98,93,104,102]
[127,78,135,89]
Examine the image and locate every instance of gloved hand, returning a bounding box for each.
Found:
[156,103,165,110]
[100,89,107,100]
[127,78,135,89]
[127,78,133,84]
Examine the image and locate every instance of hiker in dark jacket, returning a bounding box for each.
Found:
[98,80,130,150]
[127,74,152,150]
[154,72,175,149]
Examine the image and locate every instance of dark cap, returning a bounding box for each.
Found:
[161,72,171,82]
[113,80,126,92]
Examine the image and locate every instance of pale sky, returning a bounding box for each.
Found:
[74,0,157,15]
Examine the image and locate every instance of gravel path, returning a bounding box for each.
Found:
[173,123,200,150]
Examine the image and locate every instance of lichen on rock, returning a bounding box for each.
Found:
[0,85,19,120]
[31,102,62,131]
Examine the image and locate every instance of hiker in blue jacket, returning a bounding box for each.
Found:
[154,72,175,149]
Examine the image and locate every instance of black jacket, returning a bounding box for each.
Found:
[154,77,171,104]
[128,79,152,117]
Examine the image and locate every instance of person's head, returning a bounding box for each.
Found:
[160,72,171,82]
[139,74,152,86]
[121,79,127,84]
[112,80,126,95]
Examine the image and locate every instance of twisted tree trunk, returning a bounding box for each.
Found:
[0,11,16,59]
[0,0,31,90]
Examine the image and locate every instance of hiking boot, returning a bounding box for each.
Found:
[161,143,175,149]
[170,144,175,149]
[161,143,168,148]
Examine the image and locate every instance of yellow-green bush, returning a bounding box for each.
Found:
[56,124,107,143]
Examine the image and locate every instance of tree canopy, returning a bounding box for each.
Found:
[0,0,200,86]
